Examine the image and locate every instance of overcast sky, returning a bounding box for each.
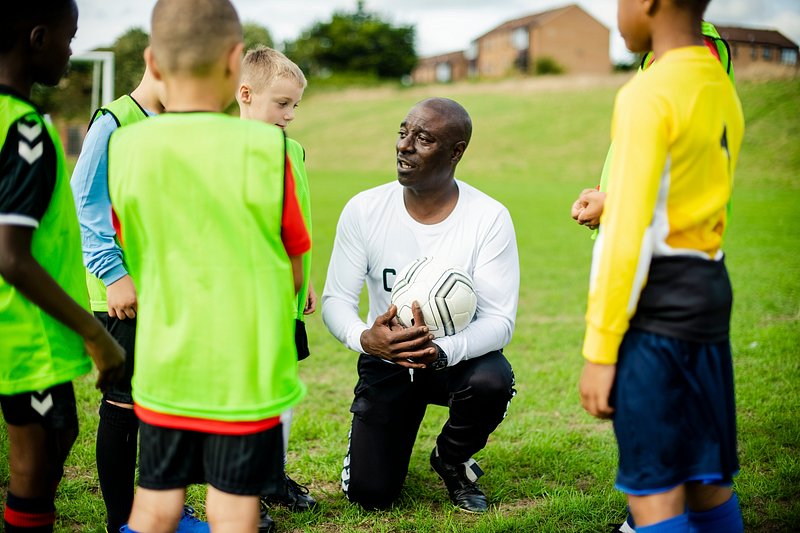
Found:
[73,0,800,64]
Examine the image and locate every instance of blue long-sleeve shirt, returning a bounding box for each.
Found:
[70,109,153,286]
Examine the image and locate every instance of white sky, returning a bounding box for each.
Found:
[73,0,800,64]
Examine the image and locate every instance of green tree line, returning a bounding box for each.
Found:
[34,3,418,120]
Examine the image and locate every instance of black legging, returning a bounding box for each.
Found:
[343,350,515,509]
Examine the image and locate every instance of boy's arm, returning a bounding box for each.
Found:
[304,280,317,315]
[287,140,314,310]
[580,86,668,417]
[280,155,310,293]
[0,225,125,390]
[583,87,668,364]
[1,117,124,390]
[289,255,304,294]
[70,114,136,318]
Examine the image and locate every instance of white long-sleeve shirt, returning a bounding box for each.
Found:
[322,179,520,367]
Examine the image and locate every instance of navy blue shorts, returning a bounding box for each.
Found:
[138,421,285,496]
[612,328,739,495]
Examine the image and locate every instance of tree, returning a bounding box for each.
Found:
[243,22,274,51]
[31,62,93,121]
[285,1,416,79]
[106,28,150,97]
[32,23,276,119]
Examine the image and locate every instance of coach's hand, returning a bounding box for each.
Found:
[361,303,436,369]
[579,361,616,419]
[107,274,138,319]
[83,320,126,391]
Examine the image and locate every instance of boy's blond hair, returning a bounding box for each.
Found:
[150,0,242,75]
[241,46,307,93]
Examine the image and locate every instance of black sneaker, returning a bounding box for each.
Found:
[258,500,275,533]
[429,446,488,513]
[263,474,318,512]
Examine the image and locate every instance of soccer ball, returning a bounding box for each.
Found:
[390,257,478,338]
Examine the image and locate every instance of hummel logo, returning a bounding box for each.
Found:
[31,391,53,416]
[19,141,43,165]
[18,120,43,165]
[18,121,42,142]
[464,458,484,482]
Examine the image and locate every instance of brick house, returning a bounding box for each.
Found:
[411,4,610,83]
[411,50,469,84]
[715,26,799,76]
[471,4,610,78]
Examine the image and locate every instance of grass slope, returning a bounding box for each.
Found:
[1,77,797,532]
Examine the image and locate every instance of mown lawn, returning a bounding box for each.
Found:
[1,76,798,532]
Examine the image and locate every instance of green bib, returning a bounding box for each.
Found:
[287,138,312,320]
[109,113,305,421]
[0,94,91,394]
[85,95,150,312]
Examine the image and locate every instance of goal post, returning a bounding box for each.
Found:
[71,51,115,113]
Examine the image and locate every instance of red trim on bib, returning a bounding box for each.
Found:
[135,404,280,435]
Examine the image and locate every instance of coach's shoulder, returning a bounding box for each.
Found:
[458,179,509,213]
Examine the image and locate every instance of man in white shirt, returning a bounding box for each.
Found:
[322,98,519,513]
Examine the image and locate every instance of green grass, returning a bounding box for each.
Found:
[2,78,798,531]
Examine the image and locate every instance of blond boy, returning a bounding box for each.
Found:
[237,46,317,532]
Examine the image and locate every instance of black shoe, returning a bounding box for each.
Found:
[258,500,275,533]
[430,447,488,513]
[263,474,318,512]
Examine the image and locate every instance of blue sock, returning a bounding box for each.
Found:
[689,493,743,533]
[636,512,689,532]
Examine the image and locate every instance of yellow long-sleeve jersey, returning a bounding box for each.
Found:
[583,46,744,365]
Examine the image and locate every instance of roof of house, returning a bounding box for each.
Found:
[415,50,468,66]
[715,26,799,49]
[473,4,584,41]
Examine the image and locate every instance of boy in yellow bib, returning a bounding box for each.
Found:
[579,0,745,531]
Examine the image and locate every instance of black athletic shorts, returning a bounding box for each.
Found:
[0,381,78,430]
[137,421,285,496]
[95,312,136,404]
[295,319,310,361]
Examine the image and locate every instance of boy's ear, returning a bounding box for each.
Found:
[144,47,163,82]
[644,0,658,16]
[238,84,252,104]
[226,41,245,81]
[29,25,47,52]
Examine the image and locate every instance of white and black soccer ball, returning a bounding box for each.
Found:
[390,257,477,338]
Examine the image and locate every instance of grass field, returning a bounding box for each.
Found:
[1,76,798,532]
